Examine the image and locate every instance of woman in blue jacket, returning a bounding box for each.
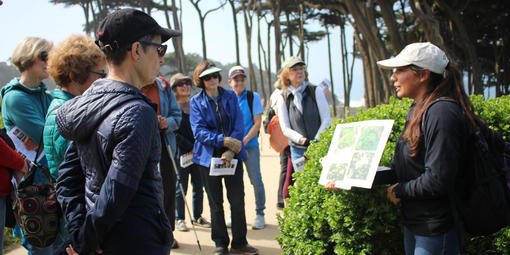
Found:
[189,61,258,255]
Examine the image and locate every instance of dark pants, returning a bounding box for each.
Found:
[160,136,177,231]
[277,147,289,206]
[175,163,204,221]
[198,162,247,249]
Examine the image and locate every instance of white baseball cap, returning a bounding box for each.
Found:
[377,42,449,74]
[283,56,305,69]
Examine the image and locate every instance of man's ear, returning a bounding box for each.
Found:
[129,42,141,61]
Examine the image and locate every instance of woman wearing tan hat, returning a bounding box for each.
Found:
[189,61,258,255]
[170,73,210,232]
[369,42,483,254]
[276,56,331,164]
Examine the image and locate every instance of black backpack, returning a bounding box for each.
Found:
[423,98,510,235]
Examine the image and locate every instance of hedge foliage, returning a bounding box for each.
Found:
[277,95,510,254]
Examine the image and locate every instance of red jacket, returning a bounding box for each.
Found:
[0,138,24,196]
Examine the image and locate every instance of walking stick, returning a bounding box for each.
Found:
[161,136,202,251]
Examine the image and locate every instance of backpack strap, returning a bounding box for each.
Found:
[247,90,254,118]
[421,97,457,131]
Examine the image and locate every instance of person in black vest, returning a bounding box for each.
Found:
[276,56,331,164]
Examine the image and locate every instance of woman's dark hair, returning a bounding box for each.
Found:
[193,60,222,89]
[403,64,486,157]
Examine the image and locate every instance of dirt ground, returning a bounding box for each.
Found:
[7,130,284,255]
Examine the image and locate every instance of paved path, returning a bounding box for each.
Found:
[7,130,283,255]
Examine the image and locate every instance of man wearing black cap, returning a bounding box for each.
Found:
[55,9,180,255]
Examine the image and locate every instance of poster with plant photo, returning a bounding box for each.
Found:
[319,120,394,190]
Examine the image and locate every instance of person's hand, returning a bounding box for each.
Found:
[221,150,235,167]
[223,137,242,154]
[387,183,401,206]
[23,137,37,151]
[325,180,340,191]
[158,115,168,130]
[298,137,308,146]
[65,245,102,255]
[243,136,249,146]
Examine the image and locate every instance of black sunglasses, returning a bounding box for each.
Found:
[139,41,167,57]
[175,80,192,87]
[39,51,48,62]
[202,73,219,81]
[89,70,107,78]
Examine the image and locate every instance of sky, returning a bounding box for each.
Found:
[0,0,365,106]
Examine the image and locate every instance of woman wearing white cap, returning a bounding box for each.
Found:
[189,61,258,255]
[277,56,331,164]
[372,42,487,254]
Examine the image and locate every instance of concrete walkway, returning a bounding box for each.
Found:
[7,131,283,255]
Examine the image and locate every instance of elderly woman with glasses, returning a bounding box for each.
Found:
[0,37,55,254]
[189,61,258,255]
[277,56,330,167]
[44,35,106,180]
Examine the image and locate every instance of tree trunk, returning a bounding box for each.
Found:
[353,26,376,108]
[199,16,207,59]
[340,25,349,113]
[285,11,293,56]
[257,5,267,104]
[229,0,241,65]
[344,0,392,104]
[270,0,282,72]
[377,0,405,53]
[242,0,257,92]
[171,0,186,73]
[265,18,273,95]
[434,1,483,94]
[326,25,336,117]
[298,3,305,59]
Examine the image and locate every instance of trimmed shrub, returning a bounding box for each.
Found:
[277,95,510,254]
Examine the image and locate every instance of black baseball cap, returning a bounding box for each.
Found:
[96,9,181,50]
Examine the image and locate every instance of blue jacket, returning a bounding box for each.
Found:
[190,86,246,167]
[55,79,171,254]
[43,89,74,179]
[1,78,53,146]
[155,77,181,156]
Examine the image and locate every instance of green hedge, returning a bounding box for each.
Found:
[277,95,510,254]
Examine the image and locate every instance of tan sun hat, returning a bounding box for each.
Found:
[377,42,449,74]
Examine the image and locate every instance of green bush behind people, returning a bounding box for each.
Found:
[277,95,510,255]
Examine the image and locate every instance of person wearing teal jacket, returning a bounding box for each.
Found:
[43,35,106,180]
[1,37,54,255]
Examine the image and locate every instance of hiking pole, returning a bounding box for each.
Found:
[161,136,202,251]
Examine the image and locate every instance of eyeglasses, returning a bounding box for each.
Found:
[139,41,167,57]
[290,65,305,72]
[39,51,48,62]
[89,70,107,78]
[202,73,219,81]
[175,80,192,87]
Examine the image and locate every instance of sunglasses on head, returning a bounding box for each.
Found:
[202,72,219,81]
[139,41,167,57]
[89,70,107,78]
[175,80,192,87]
[39,51,48,62]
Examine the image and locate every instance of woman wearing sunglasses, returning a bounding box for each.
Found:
[189,61,258,255]
[171,73,210,233]
[44,35,106,182]
[0,37,55,254]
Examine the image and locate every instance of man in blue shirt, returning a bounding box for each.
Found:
[228,66,266,229]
